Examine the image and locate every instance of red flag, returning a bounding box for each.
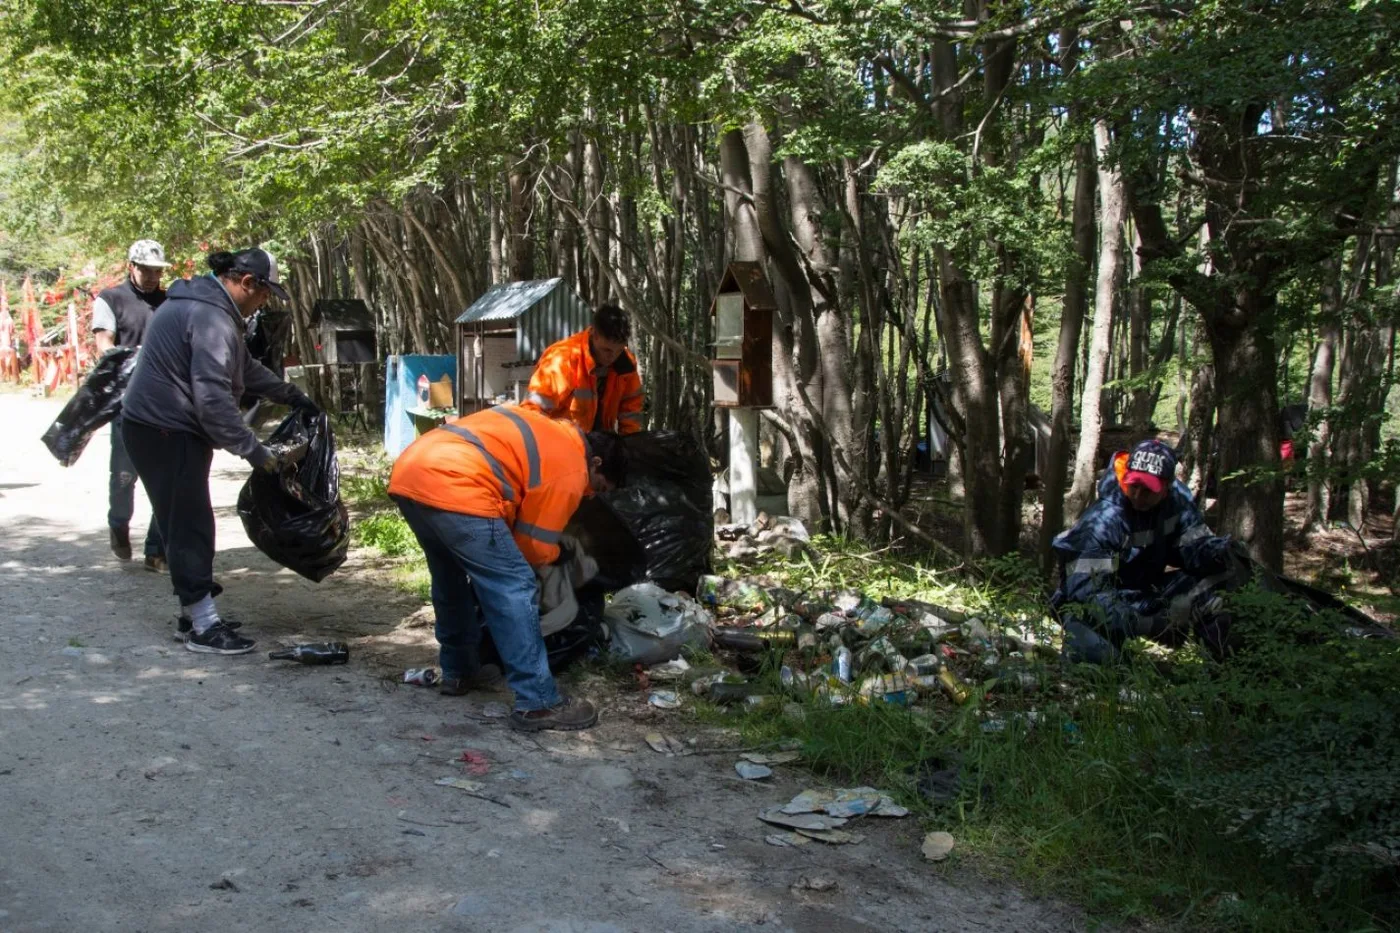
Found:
[22,277,40,351]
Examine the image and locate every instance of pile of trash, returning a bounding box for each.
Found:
[715,513,812,561]
[681,574,1058,710]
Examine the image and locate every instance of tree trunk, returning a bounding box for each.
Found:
[1304,259,1342,531]
[507,162,536,282]
[1040,135,1096,568]
[1210,319,1284,570]
[1183,325,1216,500]
[1066,121,1126,520]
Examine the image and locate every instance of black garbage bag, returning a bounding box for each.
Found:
[602,480,712,593]
[237,410,350,582]
[600,430,713,594]
[617,429,712,501]
[40,347,139,466]
[565,496,647,591]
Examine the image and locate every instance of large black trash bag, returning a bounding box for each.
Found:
[565,496,647,590]
[600,430,713,593]
[237,410,350,582]
[41,347,139,466]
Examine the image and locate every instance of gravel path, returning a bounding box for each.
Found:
[0,393,1089,932]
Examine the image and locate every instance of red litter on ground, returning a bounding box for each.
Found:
[459,750,491,776]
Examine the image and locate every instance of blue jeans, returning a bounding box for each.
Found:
[109,416,163,558]
[392,496,561,712]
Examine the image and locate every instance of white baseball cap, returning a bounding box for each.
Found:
[128,239,171,268]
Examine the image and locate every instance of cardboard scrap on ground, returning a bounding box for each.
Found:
[757,806,849,832]
[921,831,955,861]
[644,732,690,756]
[780,786,909,819]
[765,831,812,847]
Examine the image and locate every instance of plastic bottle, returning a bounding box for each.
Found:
[832,646,854,683]
[268,642,349,665]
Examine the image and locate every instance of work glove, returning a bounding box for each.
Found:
[253,442,308,475]
[290,391,321,415]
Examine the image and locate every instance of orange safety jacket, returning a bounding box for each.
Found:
[387,405,590,566]
[521,327,644,434]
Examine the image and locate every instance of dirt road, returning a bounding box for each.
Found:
[0,393,1087,932]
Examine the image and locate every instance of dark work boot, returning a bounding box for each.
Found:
[439,664,505,696]
[509,696,599,732]
[110,526,132,561]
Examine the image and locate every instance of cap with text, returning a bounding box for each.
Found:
[1123,439,1177,495]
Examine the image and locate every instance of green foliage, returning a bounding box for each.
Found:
[353,511,420,558]
[710,540,1400,929]
[876,139,1067,293]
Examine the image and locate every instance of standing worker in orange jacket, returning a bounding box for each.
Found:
[388,405,627,731]
[521,305,644,434]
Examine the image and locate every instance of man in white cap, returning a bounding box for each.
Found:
[92,239,170,570]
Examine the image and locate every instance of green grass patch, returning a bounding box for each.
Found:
[698,552,1400,932]
[354,511,420,558]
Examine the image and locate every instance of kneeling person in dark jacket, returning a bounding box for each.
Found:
[121,249,319,655]
[1051,440,1236,663]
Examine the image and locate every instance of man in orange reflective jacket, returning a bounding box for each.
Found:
[389,405,627,731]
[522,305,644,434]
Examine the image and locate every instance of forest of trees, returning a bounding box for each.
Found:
[2,0,1398,571]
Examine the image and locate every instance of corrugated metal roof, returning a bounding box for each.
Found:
[455,278,569,324]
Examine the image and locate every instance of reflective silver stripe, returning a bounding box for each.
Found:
[515,521,562,544]
[525,391,554,412]
[1179,524,1211,546]
[1188,570,1233,600]
[1068,557,1117,575]
[619,411,643,423]
[1162,514,1179,535]
[439,423,515,502]
[623,389,644,401]
[1131,530,1155,547]
[492,406,541,489]
[572,388,596,400]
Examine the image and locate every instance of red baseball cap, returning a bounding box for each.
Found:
[1122,440,1176,494]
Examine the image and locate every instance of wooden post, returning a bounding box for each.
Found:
[729,407,759,524]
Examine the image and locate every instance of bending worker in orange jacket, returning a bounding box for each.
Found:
[521,304,644,434]
[389,405,627,732]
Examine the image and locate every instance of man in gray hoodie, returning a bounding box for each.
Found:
[122,248,318,655]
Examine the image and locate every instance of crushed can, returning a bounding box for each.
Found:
[938,668,972,705]
[403,667,440,687]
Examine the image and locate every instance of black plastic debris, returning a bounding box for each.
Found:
[237,410,350,582]
[40,347,139,466]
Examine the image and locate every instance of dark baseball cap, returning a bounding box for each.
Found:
[230,248,290,302]
[1123,439,1177,495]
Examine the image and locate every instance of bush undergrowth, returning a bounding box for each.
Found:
[707,541,1400,931]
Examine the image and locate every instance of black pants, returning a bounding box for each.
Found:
[121,419,216,606]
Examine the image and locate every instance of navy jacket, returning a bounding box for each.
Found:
[123,275,303,464]
[1051,454,1230,631]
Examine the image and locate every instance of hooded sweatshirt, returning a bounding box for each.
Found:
[122,275,304,463]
